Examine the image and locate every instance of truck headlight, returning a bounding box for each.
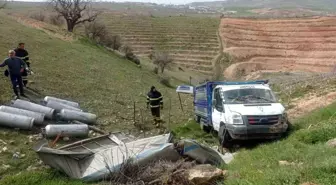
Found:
[232,112,244,125]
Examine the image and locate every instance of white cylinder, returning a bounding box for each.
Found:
[0,111,34,130]
[58,109,97,124]
[0,106,45,125]
[45,124,89,138]
[12,99,55,119]
[44,96,80,108]
[45,100,82,113]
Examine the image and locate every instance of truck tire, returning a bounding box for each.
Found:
[283,120,293,137]
[194,115,201,123]
[200,122,211,133]
[219,126,232,148]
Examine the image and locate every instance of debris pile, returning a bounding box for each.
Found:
[0,96,98,139]
[1,96,227,184]
[111,160,224,185]
[33,132,227,184]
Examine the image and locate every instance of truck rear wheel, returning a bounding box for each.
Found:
[194,115,201,123]
[200,122,211,133]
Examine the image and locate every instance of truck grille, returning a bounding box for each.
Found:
[247,115,279,125]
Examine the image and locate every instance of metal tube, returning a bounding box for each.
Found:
[0,106,45,125]
[12,99,55,119]
[45,100,82,113]
[44,96,80,108]
[45,124,89,138]
[0,111,34,130]
[58,109,97,124]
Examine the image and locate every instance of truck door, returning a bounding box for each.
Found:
[212,88,224,132]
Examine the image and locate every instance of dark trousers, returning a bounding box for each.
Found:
[21,69,28,87]
[150,107,161,122]
[10,74,24,96]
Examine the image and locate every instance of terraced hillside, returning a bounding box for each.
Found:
[219,17,336,78]
[102,15,220,75]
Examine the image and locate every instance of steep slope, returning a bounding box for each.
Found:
[0,13,192,130]
[0,12,196,180]
[219,17,336,78]
[102,15,220,75]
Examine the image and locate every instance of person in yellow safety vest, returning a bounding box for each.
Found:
[14,43,30,87]
[147,86,163,126]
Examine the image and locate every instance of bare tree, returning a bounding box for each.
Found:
[49,0,100,32]
[48,14,65,26]
[84,21,107,41]
[0,0,7,9]
[153,51,173,73]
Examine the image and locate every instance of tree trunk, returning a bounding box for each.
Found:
[161,66,165,73]
[66,20,75,32]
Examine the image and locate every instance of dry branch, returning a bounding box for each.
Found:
[153,51,173,73]
[49,0,100,32]
[0,0,6,9]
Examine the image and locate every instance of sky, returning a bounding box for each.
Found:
[110,0,221,5]
[14,0,222,5]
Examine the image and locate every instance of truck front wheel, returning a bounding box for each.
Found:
[219,126,233,148]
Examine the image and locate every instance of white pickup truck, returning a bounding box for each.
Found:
[176,80,289,147]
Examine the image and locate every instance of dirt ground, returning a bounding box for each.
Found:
[220,17,336,79]
[288,91,336,119]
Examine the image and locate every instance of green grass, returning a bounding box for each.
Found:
[271,83,316,108]
[172,120,217,145]
[0,12,193,128]
[169,103,336,185]
[0,170,90,185]
[0,12,193,184]
[225,102,336,185]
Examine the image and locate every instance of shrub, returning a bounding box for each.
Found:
[294,121,336,144]
[84,21,107,41]
[48,14,64,26]
[153,67,159,74]
[121,45,134,58]
[121,45,140,65]
[30,11,45,22]
[159,76,172,88]
[99,34,113,47]
[0,0,6,9]
[85,21,122,50]
[153,51,173,73]
[110,35,122,50]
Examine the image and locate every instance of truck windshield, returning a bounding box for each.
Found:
[223,88,277,104]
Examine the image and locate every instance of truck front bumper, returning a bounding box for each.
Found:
[226,123,288,140]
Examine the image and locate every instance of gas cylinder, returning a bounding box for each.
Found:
[12,99,55,119]
[45,100,82,113]
[44,96,80,108]
[0,111,34,130]
[58,109,97,124]
[44,124,89,138]
[0,106,45,125]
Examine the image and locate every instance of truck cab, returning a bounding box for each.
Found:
[178,80,289,147]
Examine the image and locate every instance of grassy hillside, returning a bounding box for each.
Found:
[0,11,194,183]
[0,12,193,128]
